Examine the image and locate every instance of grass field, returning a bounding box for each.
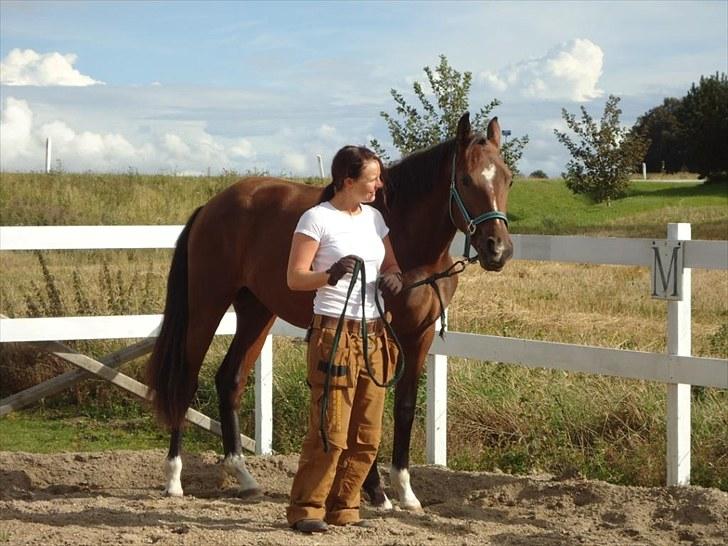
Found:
[0,171,726,489]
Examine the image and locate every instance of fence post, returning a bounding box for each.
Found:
[426,310,447,466]
[255,334,273,455]
[666,223,691,485]
[45,138,52,173]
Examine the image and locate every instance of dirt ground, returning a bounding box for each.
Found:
[0,450,726,546]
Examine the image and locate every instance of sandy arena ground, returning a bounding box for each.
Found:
[0,450,726,545]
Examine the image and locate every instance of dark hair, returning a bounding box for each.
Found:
[319,145,382,203]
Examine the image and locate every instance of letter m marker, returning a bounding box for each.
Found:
[651,240,683,300]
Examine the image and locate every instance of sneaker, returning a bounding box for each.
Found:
[292,519,329,533]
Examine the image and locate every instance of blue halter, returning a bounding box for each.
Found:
[449,152,508,257]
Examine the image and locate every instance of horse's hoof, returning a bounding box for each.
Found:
[164,486,184,498]
[366,489,394,511]
[399,501,424,513]
[237,487,263,500]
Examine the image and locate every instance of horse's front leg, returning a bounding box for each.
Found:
[389,328,433,511]
[361,329,430,511]
[363,270,456,510]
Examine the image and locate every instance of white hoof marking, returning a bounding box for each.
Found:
[223,454,261,495]
[390,466,422,511]
[164,456,183,497]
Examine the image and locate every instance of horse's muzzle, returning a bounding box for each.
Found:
[476,235,513,272]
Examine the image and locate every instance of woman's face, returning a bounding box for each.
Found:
[351,159,383,203]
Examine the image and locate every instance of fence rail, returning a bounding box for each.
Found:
[1,224,726,487]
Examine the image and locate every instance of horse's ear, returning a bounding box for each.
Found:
[487,117,501,149]
[456,112,471,145]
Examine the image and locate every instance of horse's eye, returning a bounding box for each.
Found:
[461,174,473,186]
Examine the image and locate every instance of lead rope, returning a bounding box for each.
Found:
[319,258,405,452]
[399,256,478,338]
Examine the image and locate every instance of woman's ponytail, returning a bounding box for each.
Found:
[318,183,336,203]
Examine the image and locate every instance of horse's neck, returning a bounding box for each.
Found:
[384,145,458,270]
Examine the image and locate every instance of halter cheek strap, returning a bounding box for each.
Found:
[449,152,508,256]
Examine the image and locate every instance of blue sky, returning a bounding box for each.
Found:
[1,0,726,176]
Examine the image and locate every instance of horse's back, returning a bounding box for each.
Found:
[207,176,321,215]
[186,177,322,326]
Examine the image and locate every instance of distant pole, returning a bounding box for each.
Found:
[502,129,511,145]
[316,154,325,179]
[45,138,52,173]
[642,162,647,180]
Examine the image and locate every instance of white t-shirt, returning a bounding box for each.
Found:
[295,201,389,320]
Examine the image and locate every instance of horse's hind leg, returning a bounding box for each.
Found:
[164,288,233,497]
[216,289,275,497]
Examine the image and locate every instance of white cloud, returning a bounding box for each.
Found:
[230,138,254,158]
[480,39,604,102]
[163,133,192,158]
[0,96,264,173]
[317,124,338,140]
[282,152,308,175]
[0,97,35,162]
[0,48,103,86]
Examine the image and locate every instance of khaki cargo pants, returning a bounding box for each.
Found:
[287,316,398,526]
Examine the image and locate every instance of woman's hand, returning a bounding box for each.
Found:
[326,255,361,286]
[378,271,403,297]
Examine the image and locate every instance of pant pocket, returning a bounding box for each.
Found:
[383,331,400,383]
[364,331,398,385]
[355,424,382,450]
[307,328,354,388]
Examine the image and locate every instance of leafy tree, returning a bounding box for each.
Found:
[631,72,727,182]
[632,97,685,173]
[529,170,549,179]
[370,54,529,175]
[679,72,728,181]
[554,95,649,204]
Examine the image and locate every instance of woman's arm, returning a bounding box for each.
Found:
[380,235,402,275]
[287,233,329,291]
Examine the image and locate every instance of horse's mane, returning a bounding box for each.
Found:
[383,138,456,205]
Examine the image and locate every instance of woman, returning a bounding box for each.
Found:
[286,145,403,533]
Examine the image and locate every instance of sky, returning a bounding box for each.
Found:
[1,0,726,177]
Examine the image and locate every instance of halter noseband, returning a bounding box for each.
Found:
[449,151,509,236]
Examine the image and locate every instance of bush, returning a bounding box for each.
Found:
[555,95,649,204]
[529,170,549,179]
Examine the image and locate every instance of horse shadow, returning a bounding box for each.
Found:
[367,464,569,535]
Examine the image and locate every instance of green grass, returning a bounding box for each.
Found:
[1,172,726,239]
[510,179,727,239]
[0,407,219,453]
[0,171,325,225]
[508,180,728,239]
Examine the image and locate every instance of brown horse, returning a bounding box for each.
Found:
[146,113,514,509]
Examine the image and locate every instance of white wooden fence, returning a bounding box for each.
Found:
[1,224,726,486]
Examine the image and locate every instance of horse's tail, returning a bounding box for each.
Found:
[145,206,203,429]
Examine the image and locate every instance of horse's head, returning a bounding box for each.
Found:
[451,113,514,272]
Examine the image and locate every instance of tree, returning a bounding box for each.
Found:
[632,97,685,173]
[554,95,649,204]
[679,72,728,181]
[631,72,728,182]
[370,54,529,175]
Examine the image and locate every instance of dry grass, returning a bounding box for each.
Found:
[450,262,727,356]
